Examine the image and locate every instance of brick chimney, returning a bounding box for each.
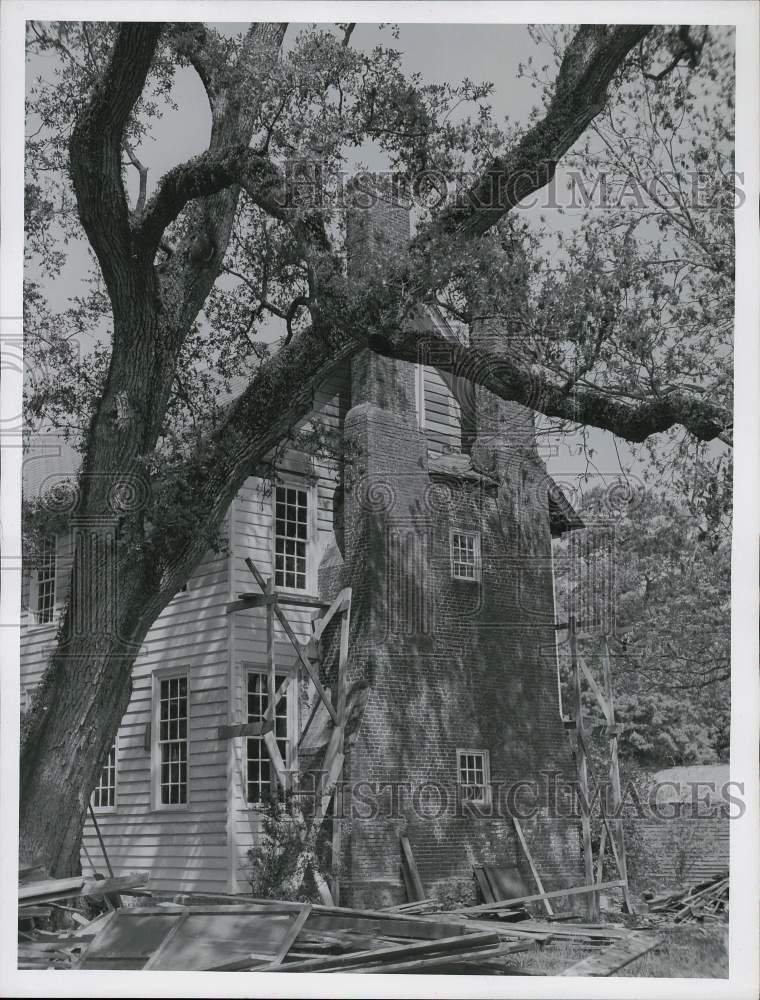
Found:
[345,180,416,422]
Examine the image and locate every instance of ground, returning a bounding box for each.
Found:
[508,922,729,978]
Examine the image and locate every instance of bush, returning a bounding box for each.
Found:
[245,791,332,902]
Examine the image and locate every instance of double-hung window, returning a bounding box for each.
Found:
[273,484,309,591]
[246,671,289,804]
[153,673,189,807]
[92,742,117,811]
[457,749,491,805]
[34,536,56,624]
[450,530,481,582]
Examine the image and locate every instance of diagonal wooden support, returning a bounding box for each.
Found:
[245,557,338,726]
[579,657,613,726]
[218,676,289,740]
[512,818,553,916]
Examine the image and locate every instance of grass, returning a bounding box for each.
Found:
[505,921,728,978]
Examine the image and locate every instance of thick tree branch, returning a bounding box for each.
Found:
[365,322,731,443]
[68,22,163,302]
[429,24,651,242]
[134,146,288,254]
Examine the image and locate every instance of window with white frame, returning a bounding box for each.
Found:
[92,742,117,810]
[154,673,189,806]
[273,484,309,591]
[246,671,289,804]
[34,536,56,624]
[457,749,490,804]
[450,530,481,581]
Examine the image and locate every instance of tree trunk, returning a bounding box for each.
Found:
[19,521,166,873]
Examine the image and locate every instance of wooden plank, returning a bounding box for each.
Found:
[399,835,425,902]
[559,932,660,976]
[473,867,496,904]
[218,675,289,740]
[596,824,607,885]
[228,593,330,613]
[451,880,626,916]
[262,730,290,791]
[297,685,329,751]
[19,876,83,901]
[312,588,352,641]
[218,719,274,740]
[355,940,534,974]
[331,604,351,903]
[244,557,338,726]
[571,617,598,921]
[265,930,500,973]
[512,818,553,916]
[20,872,150,906]
[601,638,633,914]
[579,657,613,725]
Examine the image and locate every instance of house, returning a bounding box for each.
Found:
[21,190,585,907]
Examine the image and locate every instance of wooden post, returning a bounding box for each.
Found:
[330,604,351,905]
[601,637,633,913]
[571,616,598,920]
[512,818,553,916]
[265,576,286,792]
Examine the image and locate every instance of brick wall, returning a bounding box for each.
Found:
[315,191,584,908]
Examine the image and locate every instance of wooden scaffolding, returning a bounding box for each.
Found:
[224,556,352,906]
[557,615,633,918]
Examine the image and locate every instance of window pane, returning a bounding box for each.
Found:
[247,671,289,803]
[157,675,188,805]
[274,486,309,590]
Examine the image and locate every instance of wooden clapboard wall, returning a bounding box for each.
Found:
[420,365,462,457]
[228,365,349,891]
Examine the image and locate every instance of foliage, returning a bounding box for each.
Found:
[555,482,730,768]
[245,791,332,902]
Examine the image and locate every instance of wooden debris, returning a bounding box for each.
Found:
[400,834,425,903]
[645,871,728,922]
[19,871,150,906]
[263,930,501,973]
[450,879,626,916]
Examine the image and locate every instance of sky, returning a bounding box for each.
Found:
[24,20,705,496]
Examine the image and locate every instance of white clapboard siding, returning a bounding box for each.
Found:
[78,542,231,893]
[423,366,462,456]
[228,366,347,890]
[24,365,351,895]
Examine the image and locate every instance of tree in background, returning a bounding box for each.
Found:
[21,21,734,874]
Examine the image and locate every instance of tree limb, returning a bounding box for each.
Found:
[68,22,163,303]
[428,25,651,242]
[134,146,288,255]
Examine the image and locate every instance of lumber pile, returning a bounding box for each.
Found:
[16,869,669,975]
[644,871,729,922]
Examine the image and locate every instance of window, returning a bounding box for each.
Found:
[274,484,309,591]
[246,671,289,803]
[457,749,490,804]
[154,673,189,807]
[34,536,56,624]
[92,742,117,810]
[451,530,481,581]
